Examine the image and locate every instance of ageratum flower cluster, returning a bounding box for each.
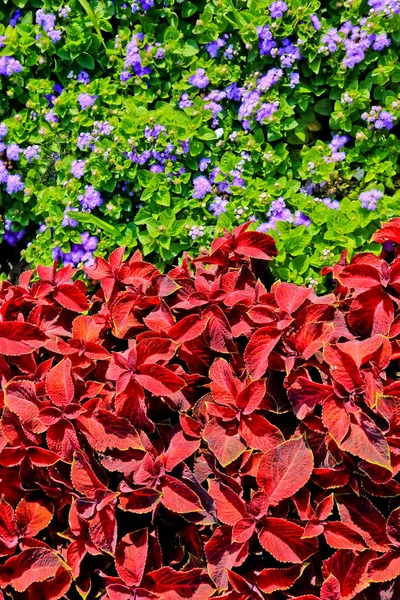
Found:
[0,0,399,291]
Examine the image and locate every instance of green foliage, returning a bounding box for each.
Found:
[0,0,399,289]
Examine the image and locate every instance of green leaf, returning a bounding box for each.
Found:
[77,53,95,70]
[77,0,106,48]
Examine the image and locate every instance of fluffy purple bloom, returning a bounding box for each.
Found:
[188,68,210,89]
[199,158,211,172]
[372,33,391,50]
[77,71,90,84]
[6,144,21,161]
[124,33,152,78]
[206,38,226,58]
[120,70,132,82]
[269,1,288,18]
[193,175,212,199]
[36,9,56,32]
[0,161,9,183]
[78,93,97,110]
[70,159,86,179]
[61,207,78,228]
[329,134,350,151]
[257,68,283,91]
[256,101,279,124]
[279,38,301,68]
[77,132,93,150]
[81,231,99,251]
[238,90,260,121]
[208,196,229,218]
[189,225,205,240]
[48,30,62,43]
[6,174,24,194]
[0,56,22,76]
[321,28,341,53]
[224,45,234,60]
[257,25,277,56]
[3,220,24,246]
[362,105,394,130]
[289,72,300,88]
[294,211,311,226]
[78,185,103,211]
[45,110,58,123]
[178,92,193,109]
[131,0,154,12]
[10,9,23,27]
[310,14,321,30]
[226,83,243,101]
[359,189,383,210]
[367,0,400,14]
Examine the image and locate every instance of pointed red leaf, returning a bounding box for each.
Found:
[203,420,246,467]
[205,526,248,591]
[234,231,277,260]
[274,282,313,315]
[337,495,390,552]
[45,358,74,407]
[0,322,47,356]
[119,488,162,514]
[322,549,375,600]
[71,451,107,498]
[255,564,306,593]
[161,475,203,513]
[168,315,209,344]
[323,522,368,551]
[239,414,283,452]
[368,551,400,583]
[135,364,185,397]
[0,548,64,592]
[258,518,318,563]
[257,437,313,505]
[339,413,391,470]
[208,480,246,526]
[244,326,281,379]
[115,530,148,587]
[320,575,341,600]
[15,499,53,537]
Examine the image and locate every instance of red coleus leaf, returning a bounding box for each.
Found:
[244,326,281,379]
[15,498,54,537]
[208,480,246,526]
[145,567,214,600]
[205,526,248,590]
[160,475,203,513]
[323,522,368,551]
[77,410,144,452]
[368,551,400,583]
[71,451,108,498]
[115,530,148,587]
[0,548,65,592]
[322,549,376,600]
[337,495,390,552]
[135,364,185,397]
[233,231,277,260]
[53,284,89,313]
[255,564,306,593]
[119,488,162,514]
[258,518,318,563]
[339,412,391,470]
[257,437,313,505]
[0,322,47,355]
[320,575,341,600]
[203,420,247,467]
[45,358,74,407]
[274,282,313,315]
[348,288,394,336]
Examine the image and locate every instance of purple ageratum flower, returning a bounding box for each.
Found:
[310,14,321,30]
[362,105,394,130]
[0,56,23,76]
[206,37,226,58]
[36,9,56,32]
[269,1,288,18]
[257,68,283,91]
[294,210,311,226]
[6,174,24,194]
[77,71,90,84]
[321,28,341,53]
[120,70,132,82]
[48,30,62,43]
[199,158,211,172]
[78,93,97,110]
[45,110,58,123]
[6,144,21,161]
[372,33,391,51]
[257,25,277,56]
[189,225,205,240]
[279,38,301,68]
[178,93,193,109]
[224,45,234,60]
[226,83,243,101]
[70,159,86,179]
[208,196,229,218]
[10,9,23,27]
[3,220,25,246]
[0,161,8,183]
[131,0,154,12]
[256,101,279,124]
[329,134,350,151]
[24,145,41,163]
[289,72,300,88]
[238,90,261,121]
[188,68,210,89]
[193,175,212,199]
[81,231,98,251]
[367,0,400,14]
[61,207,78,228]
[359,189,383,210]
[78,185,103,211]
[77,132,93,150]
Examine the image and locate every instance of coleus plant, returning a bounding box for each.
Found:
[1,221,400,599]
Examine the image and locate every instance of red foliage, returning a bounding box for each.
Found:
[0,221,400,599]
